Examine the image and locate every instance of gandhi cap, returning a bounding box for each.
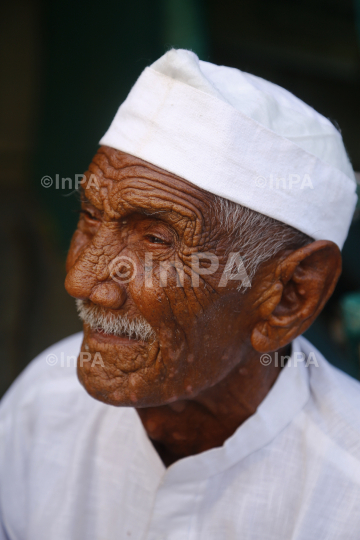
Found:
[100,49,357,248]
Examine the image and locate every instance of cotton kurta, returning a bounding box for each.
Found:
[1,332,360,539]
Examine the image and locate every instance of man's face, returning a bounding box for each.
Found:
[65,147,258,407]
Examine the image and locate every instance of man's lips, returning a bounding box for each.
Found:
[84,326,160,374]
[88,328,146,345]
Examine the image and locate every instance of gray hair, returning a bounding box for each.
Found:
[214,196,313,290]
[76,299,156,341]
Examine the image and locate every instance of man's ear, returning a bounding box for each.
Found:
[251,240,342,353]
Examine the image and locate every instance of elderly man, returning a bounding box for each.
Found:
[1,49,359,539]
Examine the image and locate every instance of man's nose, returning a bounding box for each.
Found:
[89,282,127,309]
[65,261,127,309]
[65,263,127,309]
[65,240,128,310]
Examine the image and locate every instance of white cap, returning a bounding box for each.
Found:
[100,49,357,248]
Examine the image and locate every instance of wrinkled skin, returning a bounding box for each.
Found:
[65,146,342,465]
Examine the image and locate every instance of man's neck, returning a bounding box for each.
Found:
[136,346,289,467]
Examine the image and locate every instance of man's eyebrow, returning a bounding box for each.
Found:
[132,206,185,226]
[140,208,170,217]
[79,185,193,226]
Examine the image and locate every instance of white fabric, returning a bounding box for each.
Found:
[100,49,357,249]
[1,333,360,539]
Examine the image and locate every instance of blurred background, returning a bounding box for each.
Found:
[1,0,360,397]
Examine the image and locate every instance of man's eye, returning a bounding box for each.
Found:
[80,209,98,221]
[146,235,166,244]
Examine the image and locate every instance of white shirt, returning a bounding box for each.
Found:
[1,333,360,540]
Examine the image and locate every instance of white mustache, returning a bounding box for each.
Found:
[76,299,156,342]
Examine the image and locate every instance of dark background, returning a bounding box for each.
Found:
[1,0,360,397]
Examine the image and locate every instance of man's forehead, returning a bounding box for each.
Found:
[80,187,179,223]
[90,146,190,188]
[83,146,214,221]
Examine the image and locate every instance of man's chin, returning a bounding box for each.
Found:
[77,363,137,407]
[76,329,165,407]
[76,363,173,408]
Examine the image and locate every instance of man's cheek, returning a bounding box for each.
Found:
[163,277,217,324]
[128,268,176,324]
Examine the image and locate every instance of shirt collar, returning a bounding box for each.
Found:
[135,337,310,483]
